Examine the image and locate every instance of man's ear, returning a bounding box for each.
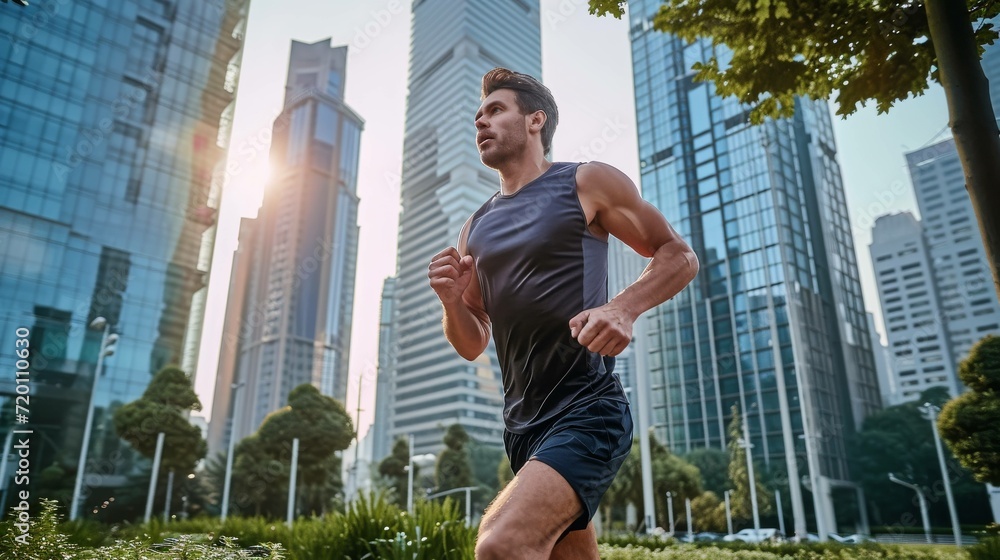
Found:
[527,110,546,133]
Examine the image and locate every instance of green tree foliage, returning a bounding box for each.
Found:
[939,334,1000,485]
[587,0,999,120]
[726,406,771,523]
[686,447,730,497]
[605,433,702,530]
[690,491,727,533]
[497,455,514,490]
[466,434,504,499]
[435,424,473,491]
[112,365,206,473]
[850,387,991,527]
[214,384,353,518]
[378,437,415,505]
[587,0,1000,302]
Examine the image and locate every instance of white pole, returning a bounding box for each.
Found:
[70,323,109,521]
[163,470,174,522]
[742,415,760,531]
[465,487,472,526]
[144,432,165,523]
[925,404,962,546]
[0,430,13,519]
[776,489,785,537]
[632,314,656,533]
[407,434,415,514]
[287,437,299,528]
[666,492,674,536]
[724,490,733,535]
[685,497,693,540]
[889,474,931,544]
[221,382,245,522]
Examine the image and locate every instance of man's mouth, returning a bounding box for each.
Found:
[478,135,495,147]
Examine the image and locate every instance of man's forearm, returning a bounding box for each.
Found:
[442,300,490,360]
[611,239,699,321]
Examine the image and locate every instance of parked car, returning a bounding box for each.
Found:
[694,532,724,542]
[722,528,783,543]
[830,533,871,544]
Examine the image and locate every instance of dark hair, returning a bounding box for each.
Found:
[481,67,559,156]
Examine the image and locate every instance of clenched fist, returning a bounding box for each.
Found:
[568,303,634,357]
[428,247,475,304]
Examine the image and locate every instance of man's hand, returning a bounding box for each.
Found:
[428,247,475,304]
[568,303,635,357]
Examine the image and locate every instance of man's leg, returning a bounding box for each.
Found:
[549,522,599,560]
[476,459,583,560]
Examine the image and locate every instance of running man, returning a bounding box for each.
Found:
[427,68,699,559]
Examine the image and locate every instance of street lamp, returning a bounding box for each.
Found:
[406,434,436,514]
[888,473,931,544]
[70,317,118,521]
[221,381,245,522]
[920,402,962,547]
[665,491,674,536]
[738,412,761,532]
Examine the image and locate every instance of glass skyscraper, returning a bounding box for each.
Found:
[0,0,249,515]
[627,0,881,534]
[207,40,363,458]
[385,0,542,455]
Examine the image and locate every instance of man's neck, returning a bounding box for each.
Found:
[497,157,552,196]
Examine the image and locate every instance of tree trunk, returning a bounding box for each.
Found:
[925,0,1000,302]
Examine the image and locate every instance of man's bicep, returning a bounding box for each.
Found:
[600,183,681,258]
[456,215,491,331]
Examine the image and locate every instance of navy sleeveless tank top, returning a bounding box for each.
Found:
[466,161,628,434]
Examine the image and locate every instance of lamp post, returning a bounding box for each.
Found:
[665,491,675,536]
[220,381,245,521]
[889,473,931,544]
[70,317,118,521]
[738,413,761,532]
[405,435,436,515]
[920,403,962,547]
[724,490,733,536]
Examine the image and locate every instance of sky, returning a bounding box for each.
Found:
[193,0,952,437]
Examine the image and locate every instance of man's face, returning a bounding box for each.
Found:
[474,88,529,169]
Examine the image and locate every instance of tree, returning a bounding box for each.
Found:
[588,0,1000,301]
[497,455,514,490]
[686,447,730,497]
[690,491,727,533]
[436,424,473,491]
[113,365,206,473]
[850,387,991,527]
[252,383,354,516]
[726,406,771,524]
[939,334,1000,485]
[378,437,416,506]
[605,433,702,531]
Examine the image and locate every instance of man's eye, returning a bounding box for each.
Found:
[492,107,502,114]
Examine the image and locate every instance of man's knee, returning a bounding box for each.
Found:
[474,532,506,560]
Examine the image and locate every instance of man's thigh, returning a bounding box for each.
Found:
[477,459,583,557]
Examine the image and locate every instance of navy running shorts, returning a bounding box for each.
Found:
[503,397,633,533]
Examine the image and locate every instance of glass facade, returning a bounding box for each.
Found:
[207,41,363,457]
[628,0,881,526]
[0,0,249,514]
[386,0,542,455]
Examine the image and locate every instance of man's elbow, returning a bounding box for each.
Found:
[683,248,699,283]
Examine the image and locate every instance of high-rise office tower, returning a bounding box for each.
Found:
[0,1,249,508]
[865,313,897,407]
[627,0,881,534]
[208,40,363,455]
[870,212,956,402]
[371,276,397,463]
[386,0,542,455]
[904,139,1000,371]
